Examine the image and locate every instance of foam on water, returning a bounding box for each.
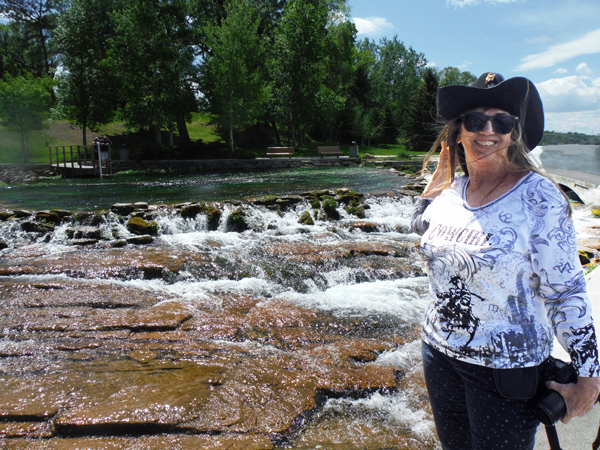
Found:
[277,277,430,320]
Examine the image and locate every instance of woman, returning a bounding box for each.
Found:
[411,72,600,449]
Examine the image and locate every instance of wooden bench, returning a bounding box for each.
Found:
[318,146,342,157]
[266,147,295,158]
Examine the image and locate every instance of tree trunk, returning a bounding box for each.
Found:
[271,121,281,147]
[82,117,87,146]
[176,112,190,143]
[291,122,297,148]
[229,121,234,156]
[155,121,162,148]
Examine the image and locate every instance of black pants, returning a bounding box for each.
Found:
[422,342,539,450]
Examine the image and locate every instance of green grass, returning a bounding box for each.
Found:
[0,114,426,163]
[0,114,222,164]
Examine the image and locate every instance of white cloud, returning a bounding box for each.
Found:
[576,62,593,75]
[426,62,438,68]
[523,36,553,45]
[352,17,394,37]
[457,61,472,70]
[517,28,600,70]
[537,75,600,113]
[554,68,569,74]
[544,110,600,135]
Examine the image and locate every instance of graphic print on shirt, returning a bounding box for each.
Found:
[434,275,485,349]
[490,269,539,363]
[567,323,600,377]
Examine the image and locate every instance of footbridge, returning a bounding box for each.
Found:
[546,169,600,206]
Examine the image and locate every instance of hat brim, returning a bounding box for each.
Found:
[437,77,544,150]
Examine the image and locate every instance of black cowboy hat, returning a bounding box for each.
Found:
[437,72,544,150]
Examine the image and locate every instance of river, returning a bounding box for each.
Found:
[0,163,598,449]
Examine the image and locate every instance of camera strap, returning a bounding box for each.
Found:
[545,425,563,450]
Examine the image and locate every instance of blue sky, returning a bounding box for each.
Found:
[348,0,600,135]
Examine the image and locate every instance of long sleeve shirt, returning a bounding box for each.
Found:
[411,172,599,377]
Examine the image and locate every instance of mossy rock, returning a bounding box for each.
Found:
[321,198,340,221]
[298,211,314,226]
[201,203,222,231]
[35,210,61,224]
[127,217,159,236]
[579,250,594,266]
[226,206,248,232]
[346,206,365,219]
[21,221,55,233]
[0,211,15,221]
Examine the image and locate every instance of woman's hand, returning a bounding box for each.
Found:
[421,141,455,199]
[547,376,600,423]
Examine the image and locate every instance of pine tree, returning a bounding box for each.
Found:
[404,68,439,152]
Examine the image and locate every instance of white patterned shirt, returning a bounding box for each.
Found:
[411,172,599,377]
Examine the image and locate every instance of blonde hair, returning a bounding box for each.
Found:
[421,114,572,214]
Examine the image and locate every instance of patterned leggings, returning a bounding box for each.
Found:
[422,342,540,450]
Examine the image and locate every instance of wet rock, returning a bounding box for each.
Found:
[110,239,128,248]
[226,207,248,232]
[201,202,222,231]
[111,203,135,216]
[8,435,274,449]
[72,238,99,246]
[321,198,340,220]
[250,195,278,207]
[402,183,426,194]
[36,210,62,224]
[127,217,158,236]
[579,250,594,265]
[66,226,103,240]
[180,203,201,219]
[349,221,379,233]
[275,196,302,211]
[50,209,73,219]
[335,188,363,205]
[0,238,7,249]
[134,202,149,210]
[12,209,33,218]
[21,220,55,233]
[73,211,105,226]
[298,211,314,226]
[0,210,15,221]
[346,205,366,218]
[126,235,154,245]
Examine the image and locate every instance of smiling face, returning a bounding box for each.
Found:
[457,107,514,166]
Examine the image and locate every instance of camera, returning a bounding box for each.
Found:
[529,357,578,426]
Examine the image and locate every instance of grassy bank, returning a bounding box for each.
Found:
[0,114,423,163]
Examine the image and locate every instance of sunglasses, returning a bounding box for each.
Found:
[460,112,519,135]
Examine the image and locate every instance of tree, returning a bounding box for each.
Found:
[0,0,69,79]
[268,0,328,147]
[0,75,52,162]
[202,0,268,154]
[403,67,439,152]
[369,36,426,132]
[438,66,476,87]
[54,0,119,145]
[314,15,356,143]
[108,0,197,148]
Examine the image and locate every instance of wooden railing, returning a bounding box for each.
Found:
[48,145,112,176]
